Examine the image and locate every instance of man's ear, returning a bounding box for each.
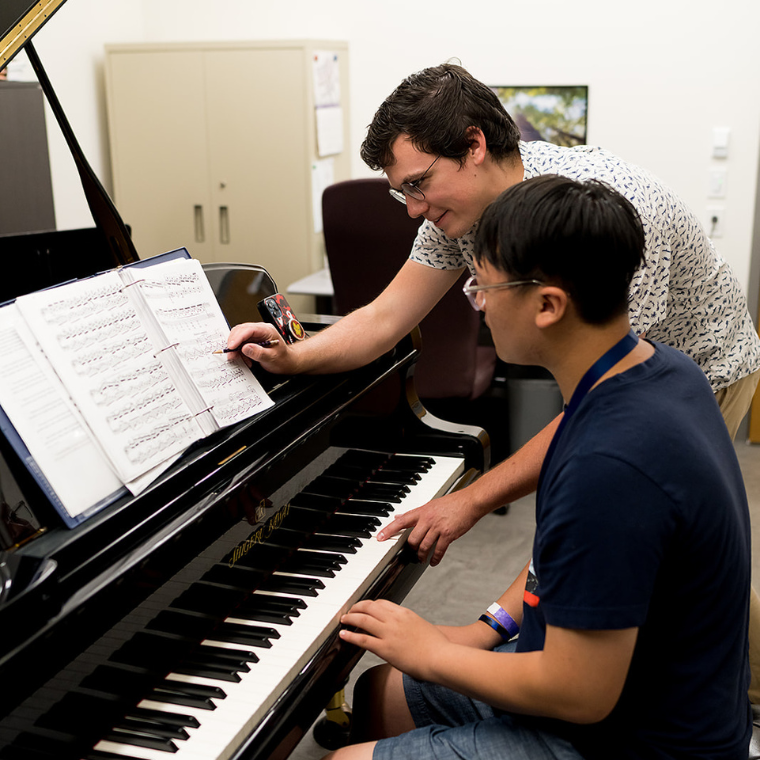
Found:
[535,286,569,329]
[465,126,488,166]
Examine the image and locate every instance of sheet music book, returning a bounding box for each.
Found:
[0,250,273,527]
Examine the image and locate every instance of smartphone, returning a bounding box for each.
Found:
[257,293,306,344]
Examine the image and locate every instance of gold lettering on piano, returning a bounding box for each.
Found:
[228,501,291,568]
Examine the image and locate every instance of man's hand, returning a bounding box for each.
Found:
[339,599,452,681]
[226,322,300,374]
[377,489,484,566]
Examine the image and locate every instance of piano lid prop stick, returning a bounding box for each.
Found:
[214,339,280,354]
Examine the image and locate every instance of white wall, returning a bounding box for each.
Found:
[23,0,760,293]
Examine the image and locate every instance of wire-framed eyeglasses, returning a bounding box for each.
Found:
[388,155,440,205]
[462,274,544,311]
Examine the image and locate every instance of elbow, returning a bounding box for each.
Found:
[554,695,618,725]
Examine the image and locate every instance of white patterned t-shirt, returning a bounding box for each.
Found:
[410,140,760,390]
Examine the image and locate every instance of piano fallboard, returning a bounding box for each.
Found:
[0,329,488,760]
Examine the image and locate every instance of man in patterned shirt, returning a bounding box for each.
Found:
[227,63,760,696]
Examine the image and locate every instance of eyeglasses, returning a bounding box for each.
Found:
[462,274,544,311]
[388,155,440,205]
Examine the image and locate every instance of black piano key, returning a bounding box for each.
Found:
[285,507,379,538]
[80,663,227,707]
[148,686,218,710]
[115,716,190,741]
[299,546,348,563]
[172,661,243,682]
[387,453,435,471]
[323,512,382,536]
[342,499,393,517]
[186,645,259,666]
[258,574,325,597]
[86,752,145,760]
[111,632,258,687]
[299,531,361,554]
[374,468,422,484]
[211,622,278,648]
[291,491,391,519]
[267,526,362,554]
[358,483,408,502]
[124,706,200,729]
[148,609,277,647]
[281,552,342,577]
[325,462,421,485]
[247,592,307,611]
[102,728,178,752]
[153,680,226,700]
[230,606,295,625]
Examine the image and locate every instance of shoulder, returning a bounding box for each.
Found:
[410,220,475,272]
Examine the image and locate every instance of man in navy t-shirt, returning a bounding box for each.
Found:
[330,175,751,760]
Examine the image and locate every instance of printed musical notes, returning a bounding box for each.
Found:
[0,254,273,522]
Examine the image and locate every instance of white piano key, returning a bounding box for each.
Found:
[95,453,464,760]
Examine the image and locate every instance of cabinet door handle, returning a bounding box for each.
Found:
[219,206,230,244]
[194,205,205,243]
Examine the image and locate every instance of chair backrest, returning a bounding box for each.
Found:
[322,177,495,400]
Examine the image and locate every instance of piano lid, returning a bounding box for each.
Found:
[0,0,68,73]
[1,0,139,275]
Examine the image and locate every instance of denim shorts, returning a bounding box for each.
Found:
[372,641,584,760]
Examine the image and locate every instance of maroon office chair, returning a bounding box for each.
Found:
[321,177,496,402]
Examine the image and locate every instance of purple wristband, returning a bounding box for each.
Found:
[487,603,520,639]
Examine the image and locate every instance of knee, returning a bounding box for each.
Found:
[350,663,412,743]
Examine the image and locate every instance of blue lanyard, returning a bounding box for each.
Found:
[539,329,639,485]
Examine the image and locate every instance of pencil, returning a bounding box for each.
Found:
[213,339,280,354]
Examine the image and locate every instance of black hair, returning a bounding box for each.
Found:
[360,63,521,171]
[474,175,646,325]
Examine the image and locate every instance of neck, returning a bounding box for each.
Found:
[487,151,525,198]
[545,318,653,404]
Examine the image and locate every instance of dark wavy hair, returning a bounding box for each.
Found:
[474,176,646,325]
[360,63,521,171]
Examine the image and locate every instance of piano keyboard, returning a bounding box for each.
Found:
[3,449,465,760]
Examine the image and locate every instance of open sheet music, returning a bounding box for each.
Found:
[0,253,273,526]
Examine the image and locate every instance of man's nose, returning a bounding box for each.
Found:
[405,195,428,219]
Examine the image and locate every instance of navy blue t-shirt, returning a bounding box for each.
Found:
[516,343,751,759]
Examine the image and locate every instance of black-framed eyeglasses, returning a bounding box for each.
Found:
[388,155,440,205]
[462,274,544,311]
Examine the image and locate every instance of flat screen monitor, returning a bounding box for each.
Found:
[491,85,588,146]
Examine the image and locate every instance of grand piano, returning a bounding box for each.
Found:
[0,5,489,760]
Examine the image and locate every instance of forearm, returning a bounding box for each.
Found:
[430,645,567,719]
[438,561,529,647]
[429,627,633,725]
[288,305,405,375]
[466,413,562,513]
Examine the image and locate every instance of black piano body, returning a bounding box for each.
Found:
[0,304,488,759]
[0,8,489,758]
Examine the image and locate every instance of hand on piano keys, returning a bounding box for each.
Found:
[62,449,466,760]
[339,598,450,682]
[377,485,487,567]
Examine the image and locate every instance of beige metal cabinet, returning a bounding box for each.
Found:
[104,41,351,311]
